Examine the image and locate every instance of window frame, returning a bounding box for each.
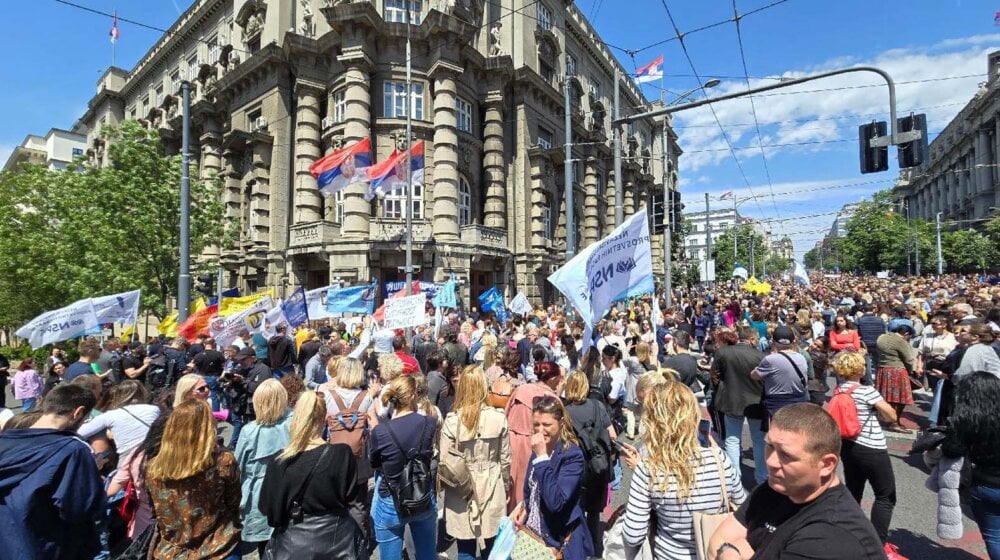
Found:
[384,0,422,24]
[455,96,474,134]
[458,175,472,226]
[332,89,347,123]
[383,81,425,120]
[382,183,423,219]
[536,3,552,31]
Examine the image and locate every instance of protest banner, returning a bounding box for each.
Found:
[16,298,100,349]
[92,289,141,325]
[383,294,428,329]
[210,295,274,348]
[218,289,275,316]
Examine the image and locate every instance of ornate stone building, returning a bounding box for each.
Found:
[73,0,673,306]
[894,51,1000,226]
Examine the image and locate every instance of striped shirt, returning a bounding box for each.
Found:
[838,382,886,450]
[623,447,747,559]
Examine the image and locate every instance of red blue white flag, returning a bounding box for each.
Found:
[308,138,371,196]
[365,141,425,200]
[635,55,664,84]
[110,11,120,44]
[995,11,1000,25]
[719,191,734,200]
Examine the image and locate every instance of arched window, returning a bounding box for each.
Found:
[458,176,472,226]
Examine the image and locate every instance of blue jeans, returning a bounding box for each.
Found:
[971,484,1000,560]
[724,414,767,484]
[371,480,437,560]
[271,366,293,380]
[21,397,37,412]
[457,537,495,560]
[228,412,246,449]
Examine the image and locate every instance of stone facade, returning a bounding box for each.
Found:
[3,129,87,172]
[70,0,674,306]
[894,51,1000,226]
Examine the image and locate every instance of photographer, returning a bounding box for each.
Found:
[220,347,272,448]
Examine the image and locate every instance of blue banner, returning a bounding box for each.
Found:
[478,286,509,324]
[209,287,240,306]
[327,284,376,315]
[282,286,309,327]
[432,278,457,309]
[384,281,441,299]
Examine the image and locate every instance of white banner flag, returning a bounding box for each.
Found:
[16,298,101,349]
[508,292,533,316]
[384,294,428,329]
[793,261,811,287]
[548,209,654,349]
[306,285,338,320]
[92,289,141,325]
[209,295,274,348]
[262,303,290,339]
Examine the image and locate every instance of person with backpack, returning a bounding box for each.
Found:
[439,366,511,560]
[320,358,374,473]
[750,326,810,422]
[369,375,438,560]
[259,389,364,559]
[831,351,901,558]
[563,370,615,557]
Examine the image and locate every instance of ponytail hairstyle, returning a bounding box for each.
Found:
[278,390,327,462]
[531,395,579,451]
[410,372,439,417]
[381,375,419,412]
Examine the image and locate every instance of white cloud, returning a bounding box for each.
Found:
[674,35,997,172]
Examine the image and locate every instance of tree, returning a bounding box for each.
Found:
[0,121,223,328]
[942,229,996,273]
[711,223,768,279]
[765,253,790,276]
[803,247,819,270]
[839,190,908,272]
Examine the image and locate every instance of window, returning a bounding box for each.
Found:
[208,36,220,64]
[458,176,472,226]
[595,173,605,197]
[383,184,423,219]
[247,109,262,130]
[383,81,424,120]
[537,127,553,149]
[589,77,601,100]
[541,197,552,239]
[170,70,180,93]
[332,90,347,123]
[334,190,345,223]
[540,62,554,84]
[566,52,577,77]
[187,55,199,81]
[456,97,473,133]
[72,148,84,157]
[385,0,422,24]
[141,96,149,116]
[154,85,163,107]
[536,3,552,30]
[127,106,136,120]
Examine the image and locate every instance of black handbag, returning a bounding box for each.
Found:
[910,426,949,454]
[112,523,157,560]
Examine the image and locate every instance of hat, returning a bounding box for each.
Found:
[772,325,795,345]
[235,347,256,360]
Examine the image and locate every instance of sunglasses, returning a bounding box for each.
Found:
[194,385,210,393]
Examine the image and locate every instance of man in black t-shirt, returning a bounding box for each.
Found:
[708,403,885,560]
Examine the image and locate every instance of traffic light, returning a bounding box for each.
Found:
[195,274,215,297]
[859,121,888,174]
[897,113,928,169]
[670,189,684,234]
[651,195,665,234]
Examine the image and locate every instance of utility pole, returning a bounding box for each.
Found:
[613,67,623,227]
[403,0,414,302]
[733,196,738,265]
[662,120,672,306]
[904,201,911,275]
[915,221,921,276]
[704,192,711,284]
[564,41,575,261]
[178,80,192,322]
[936,212,944,276]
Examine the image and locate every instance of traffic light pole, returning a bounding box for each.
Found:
[178,80,192,323]
[662,119,672,308]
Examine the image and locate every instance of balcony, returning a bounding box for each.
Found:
[289,220,339,250]
[369,219,432,244]
[461,224,508,251]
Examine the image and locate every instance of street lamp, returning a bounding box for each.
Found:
[663,79,720,308]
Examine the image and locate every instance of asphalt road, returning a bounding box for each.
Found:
[5,385,985,559]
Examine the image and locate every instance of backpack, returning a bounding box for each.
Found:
[384,419,434,518]
[108,354,126,385]
[574,400,615,484]
[826,384,862,438]
[325,389,369,457]
[487,373,513,409]
[147,349,181,391]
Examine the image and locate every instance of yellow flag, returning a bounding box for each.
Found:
[218,289,275,316]
[157,298,206,337]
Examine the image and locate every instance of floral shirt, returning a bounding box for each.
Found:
[147,450,242,559]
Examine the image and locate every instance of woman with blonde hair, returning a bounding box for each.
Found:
[320,357,375,462]
[622,382,746,559]
[563,370,615,555]
[235,379,292,555]
[511,395,593,559]
[369,375,439,559]
[259,391,364,559]
[173,373,211,407]
[145,400,241,559]
[439,366,511,560]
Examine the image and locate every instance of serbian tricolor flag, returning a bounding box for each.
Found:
[110,11,121,44]
[719,191,734,200]
[995,11,1000,25]
[635,55,664,84]
[309,138,372,196]
[365,140,425,201]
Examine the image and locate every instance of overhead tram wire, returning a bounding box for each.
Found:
[731,0,784,236]
[657,0,773,222]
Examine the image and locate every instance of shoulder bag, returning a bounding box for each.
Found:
[692,445,734,560]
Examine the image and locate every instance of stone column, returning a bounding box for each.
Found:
[483,94,507,230]
[293,81,324,224]
[980,130,995,195]
[249,138,272,245]
[221,149,243,227]
[604,168,617,236]
[431,64,462,242]
[582,156,599,246]
[340,61,372,239]
[529,154,549,251]
[623,177,635,218]
[199,118,223,180]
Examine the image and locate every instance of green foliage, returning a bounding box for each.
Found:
[711,223,769,279]
[941,229,996,273]
[840,191,908,272]
[803,248,819,270]
[764,253,790,275]
[0,121,223,328]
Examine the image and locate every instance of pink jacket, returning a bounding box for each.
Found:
[12,369,43,400]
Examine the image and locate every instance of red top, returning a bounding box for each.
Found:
[829,329,861,351]
[395,351,421,375]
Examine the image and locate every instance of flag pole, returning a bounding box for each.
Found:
[403,0,414,337]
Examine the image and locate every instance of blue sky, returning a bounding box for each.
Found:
[2,0,999,256]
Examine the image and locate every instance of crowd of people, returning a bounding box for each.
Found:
[1,272,1000,560]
